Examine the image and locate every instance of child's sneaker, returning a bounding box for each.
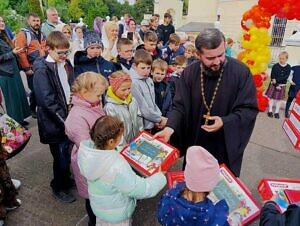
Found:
[5,199,21,211]
[267,112,273,118]
[274,113,280,119]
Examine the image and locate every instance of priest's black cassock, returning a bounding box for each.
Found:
[167,57,258,176]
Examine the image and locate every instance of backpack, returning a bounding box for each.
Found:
[20,28,46,47]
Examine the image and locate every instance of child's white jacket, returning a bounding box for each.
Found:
[77,140,166,223]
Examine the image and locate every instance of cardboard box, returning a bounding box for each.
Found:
[120,131,179,176]
[289,110,300,132]
[282,119,300,149]
[292,102,300,117]
[258,178,300,212]
[167,164,261,225]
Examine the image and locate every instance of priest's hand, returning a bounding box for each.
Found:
[153,127,174,142]
[201,116,223,132]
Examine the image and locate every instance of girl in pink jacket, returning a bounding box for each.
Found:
[65,72,108,226]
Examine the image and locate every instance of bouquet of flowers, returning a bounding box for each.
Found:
[0,114,31,159]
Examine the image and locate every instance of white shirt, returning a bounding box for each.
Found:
[46,55,71,103]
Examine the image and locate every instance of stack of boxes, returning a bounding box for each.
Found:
[283,91,300,149]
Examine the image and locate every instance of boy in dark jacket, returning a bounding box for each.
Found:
[169,55,187,99]
[74,31,115,79]
[136,31,162,61]
[113,38,134,72]
[260,201,300,226]
[33,31,75,203]
[160,33,180,65]
[152,59,172,117]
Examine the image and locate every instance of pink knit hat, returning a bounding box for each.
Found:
[184,146,219,192]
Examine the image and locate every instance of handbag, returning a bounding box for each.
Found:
[0,113,31,160]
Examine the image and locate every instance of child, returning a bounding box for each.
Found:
[78,115,166,226]
[169,55,187,99]
[160,33,180,65]
[157,146,229,226]
[65,72,108,226]
[225,38,234,57]
[184,44,197,65]
[157,12,175,46]
[114,38,134,73]
[260,200,300,226]
[152,59,172,117]
[0,132,21,226]
[130,49,167,131]
[136,31,161,60]
[104,71,143,144]
[285,64,300,118]
[33,31,76,203]
[74,31,115,79]
[266,51,291,119]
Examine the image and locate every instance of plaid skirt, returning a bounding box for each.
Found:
[265,83,286,100]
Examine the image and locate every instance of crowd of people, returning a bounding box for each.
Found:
[0,6,299,226]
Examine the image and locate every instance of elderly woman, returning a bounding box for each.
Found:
[101,21,119,61]
[0,16,30,125]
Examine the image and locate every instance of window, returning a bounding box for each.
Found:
[270,16,287,47]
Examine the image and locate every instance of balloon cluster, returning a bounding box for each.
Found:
[239,0,300,111]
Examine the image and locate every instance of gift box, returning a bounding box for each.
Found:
[284,189,300,204]
[167,164,261,225]
[120,131,179,177]
[292,102,300,117]
[282,119,300,150]
[258,178,300,212]
[289,110,300,132]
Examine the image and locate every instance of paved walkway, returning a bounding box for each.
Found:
[5,111,300,226]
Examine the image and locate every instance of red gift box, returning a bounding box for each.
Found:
[292,102,300,117]
[120,131,179,177]
[289,110,300,132]
[282,119,300,150]
[284,189,300,204]
[258,178,300,212]
[167,164,261,226]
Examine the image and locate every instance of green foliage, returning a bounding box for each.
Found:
[103,0,122,18]
[1,9,25,33]
[0,0,9,12]
[183,0,188,16]
[68,0,83,21]
[79,0,109,28]
[28,0,44,19]
[133,0,153,22]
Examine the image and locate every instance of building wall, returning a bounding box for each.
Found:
[187,0,218,23]
[153,0,184,28]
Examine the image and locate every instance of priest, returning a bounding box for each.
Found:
[155,28,258,176]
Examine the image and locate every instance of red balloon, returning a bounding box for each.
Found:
[257,95,269,112]
[253,75,263,87]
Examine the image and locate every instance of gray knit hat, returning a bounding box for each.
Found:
[84,31,103,50]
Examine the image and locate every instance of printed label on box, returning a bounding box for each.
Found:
[266,180,300,212]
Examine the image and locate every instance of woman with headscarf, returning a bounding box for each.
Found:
[121,18,143,49]
[0,16,31,125]
[55,23,83,66]
[101,21,119,61]
[93,17,104,38]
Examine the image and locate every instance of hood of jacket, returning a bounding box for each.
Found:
[78,140,120,181]
[158,182,229,226]
[71,95,103,112]
[106,86,132,105]
[129,67,148,80]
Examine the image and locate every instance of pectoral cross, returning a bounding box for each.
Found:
[203,111,210,125]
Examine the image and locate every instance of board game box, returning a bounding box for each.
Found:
[120,131,179,176]
[258,178,300,212]
[167,164,261,225]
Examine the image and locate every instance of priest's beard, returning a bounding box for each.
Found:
[202,59,227,78]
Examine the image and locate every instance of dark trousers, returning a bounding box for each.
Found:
[85,199,96,226]
[26,74,36,113]
[49,140,72,192]
[285,97,294,117]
